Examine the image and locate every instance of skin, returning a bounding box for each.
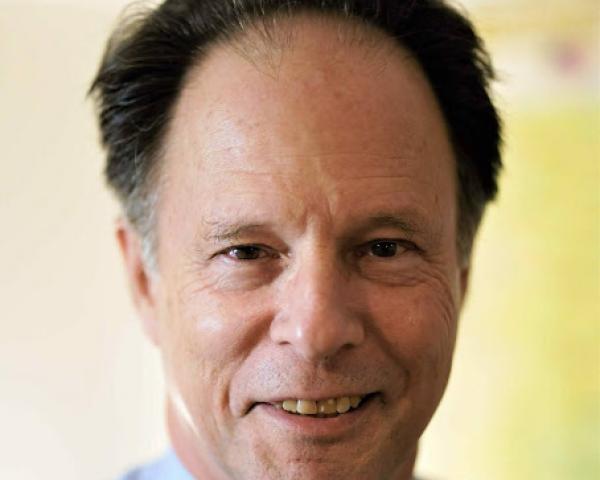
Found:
[118,15,469,480]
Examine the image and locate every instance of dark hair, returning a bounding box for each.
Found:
[90,0,502,263]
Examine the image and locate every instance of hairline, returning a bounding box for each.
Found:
[135,9,474,272]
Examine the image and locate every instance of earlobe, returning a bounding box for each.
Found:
[115,217,161,346]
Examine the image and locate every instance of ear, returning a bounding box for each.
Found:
[115,217,160,346]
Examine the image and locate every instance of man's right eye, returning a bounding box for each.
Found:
[223,245,269,261]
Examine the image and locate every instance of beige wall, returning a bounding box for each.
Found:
[1,2,167,479]
[1,1,597,479]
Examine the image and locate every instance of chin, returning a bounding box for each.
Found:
[229,431,417,480]
[233,452,383,480]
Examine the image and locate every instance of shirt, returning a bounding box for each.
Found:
[119,450,195,480]
[119,450,424,479]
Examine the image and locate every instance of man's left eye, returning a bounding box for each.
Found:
[369,241,400,257]
[358,240,412,259]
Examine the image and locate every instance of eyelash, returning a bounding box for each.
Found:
[355,239,417,259]
[220,245,276,261]
[217,239,418,262]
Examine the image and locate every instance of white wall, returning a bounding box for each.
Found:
[1,3,167,479]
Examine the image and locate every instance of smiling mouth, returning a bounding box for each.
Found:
[261,393,378,418]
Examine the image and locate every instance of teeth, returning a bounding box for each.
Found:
[297,399,318,414]
[278,395,365,416]
[318,398,337,414]
[282,400,297,413]
[336,396,350,414]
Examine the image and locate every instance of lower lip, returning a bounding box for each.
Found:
[251,396,378,438]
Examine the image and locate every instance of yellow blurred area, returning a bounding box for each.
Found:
[432,105,599,479]
[419,104,599,478]
[419,1,600,478]
[0,1,597,479]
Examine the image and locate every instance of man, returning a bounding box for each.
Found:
[90,1,501,479]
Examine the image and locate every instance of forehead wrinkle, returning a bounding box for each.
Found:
[197,188,313,244]
[196,153,426,182]
[353,214,421,238]
[199,148,419,162]
[341,205,444,244]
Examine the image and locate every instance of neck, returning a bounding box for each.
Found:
[167,399,232,480]
[399,447,418,480]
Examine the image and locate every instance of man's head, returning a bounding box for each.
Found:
[91,1,501,479]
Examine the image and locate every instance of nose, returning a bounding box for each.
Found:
[269,252,365,362]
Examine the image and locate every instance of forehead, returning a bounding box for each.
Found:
[160,14,455,236]
[171,19,445,155]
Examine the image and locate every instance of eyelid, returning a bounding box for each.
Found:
[376,238,418,248]
[215,243,278,260]
[356,238,418,256]
[211,239,418,260]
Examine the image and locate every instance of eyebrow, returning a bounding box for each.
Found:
[343,210,434,248]
[358,213,420,235]
[201,211,426,245]
[203,221,270,244]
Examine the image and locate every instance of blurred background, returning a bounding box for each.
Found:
[0,0,597,479]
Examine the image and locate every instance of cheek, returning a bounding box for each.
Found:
[367,272,458,381]
[157,278,270,413]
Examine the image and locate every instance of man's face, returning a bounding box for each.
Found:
[124,17,467,480]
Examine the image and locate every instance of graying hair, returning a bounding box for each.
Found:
[90,0,502,271]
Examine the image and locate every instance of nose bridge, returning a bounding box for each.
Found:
[298,249,338,313]
[270,244,365,361]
